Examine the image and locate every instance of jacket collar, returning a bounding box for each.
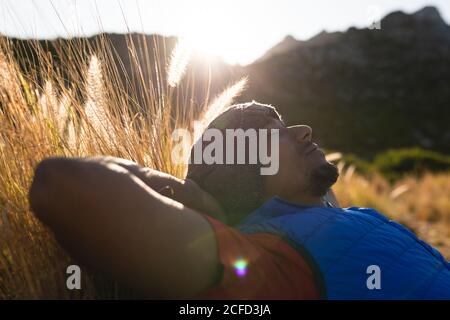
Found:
[238,196,318,227]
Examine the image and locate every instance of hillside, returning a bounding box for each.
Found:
[2,6,449,158]
[240,6,450,157]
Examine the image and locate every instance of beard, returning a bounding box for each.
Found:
[308,161,339,197]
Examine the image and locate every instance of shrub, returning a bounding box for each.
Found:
[340,153,374,175]
[374,148,450,181]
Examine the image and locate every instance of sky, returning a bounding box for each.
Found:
[1,0,449,65]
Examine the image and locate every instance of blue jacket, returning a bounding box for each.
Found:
[237,197,450,299]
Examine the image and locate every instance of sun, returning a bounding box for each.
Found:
[176,2,260,65]
[182,33,246,65]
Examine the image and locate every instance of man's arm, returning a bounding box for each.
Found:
[29,157,221,298]
[95,157,227,223]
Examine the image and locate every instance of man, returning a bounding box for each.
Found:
[29,102,450,299]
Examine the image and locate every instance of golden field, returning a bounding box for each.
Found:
[0,36,448,299]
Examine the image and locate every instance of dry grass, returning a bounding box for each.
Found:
[333,163,450,259]
[0,35,243,299]
[0,34,448,299]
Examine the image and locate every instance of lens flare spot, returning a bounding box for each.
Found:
[233,258,248,277]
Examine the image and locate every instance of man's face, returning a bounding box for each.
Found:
[262,117,339,202]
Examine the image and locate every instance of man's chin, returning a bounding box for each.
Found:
[309,162,339,197]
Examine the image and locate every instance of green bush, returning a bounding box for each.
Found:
[374,148,450,181]
[341,153,374,175]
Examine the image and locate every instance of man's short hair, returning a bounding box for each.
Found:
[187,101,282,225]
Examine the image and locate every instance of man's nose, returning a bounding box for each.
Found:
[287,125,312,143]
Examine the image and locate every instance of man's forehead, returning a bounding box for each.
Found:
[209,103,284,130]
[263,117,286,129]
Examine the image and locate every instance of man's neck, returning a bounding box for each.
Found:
[281,193,326,208]
[230,194,326,226]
